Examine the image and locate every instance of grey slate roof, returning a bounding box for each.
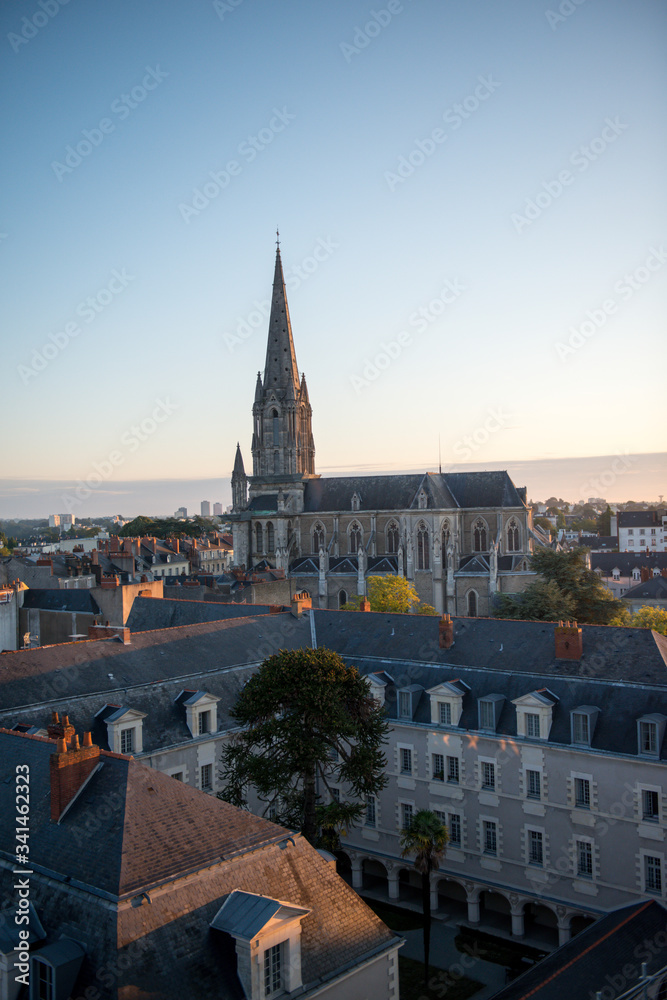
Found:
[592,553,667,574]
[623,577,667,601]
[211,891,309,938]
[618,511,662,527]
[126,596,276,632]
[247,493,279,512]
[488,900,667,999]
[22,589,101,613]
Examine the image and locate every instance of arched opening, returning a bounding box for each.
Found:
[467,590,478,617]
[398,867,422,904]
[312,523,325,554]
[361,858,388,895]
[507,518,520,552]
[271,409,279,447]
[569,914,596,938]
[255,522,263,553]
[338,589,348,608]
[442,520,451,551]
[473,519,487,552]
[417,522,429,570]
[523,902,559,947]
[387,522,399,554]
[349,522,362,554]
[266,522,274,552]
[436,878,467,921]
[479,890,513,936]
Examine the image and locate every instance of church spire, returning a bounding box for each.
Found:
[231,443,247,511]
[262,243,300,395]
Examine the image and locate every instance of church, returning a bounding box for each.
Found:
[230,242,536,615]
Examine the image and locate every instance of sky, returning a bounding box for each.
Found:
[1,0,665,519]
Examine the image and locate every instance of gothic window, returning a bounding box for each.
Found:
[386,521,399,554]
[417,489,428,510]
[351,492,361,512]
[473,519,487,552]
[271,409,279,447]
[312,523,325,554]
[467,590,478,617]
[507,518,520,552]
[349,522,362,554]
[417,522,430,570]
[287,520,293,546]
[273,450,280,475]
[255,523,263,552]
[441,520,451,551]
[338,589,348,608]
[266,522,275,551]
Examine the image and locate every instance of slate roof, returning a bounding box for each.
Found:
[592,553,667,575]
[126,596,276,632]
[302,470,526,513]
[578,535,618,550]
[619,511,662,527]
[21,589,101,613]
[623,577,667,601]
[488,900,667,999]
[247,493,279,512]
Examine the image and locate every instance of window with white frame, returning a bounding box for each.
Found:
[120,727,134,755]
[33,959,54,1000]
[576,840,593,878]
[525,713,541,738]
[439,701,452,725]
[449,812,462,847]
[481,761,496,790]
[401,803,414,829]
[198,710,211,735]
[639,720,659,756]
[572,712,590,745]
[447,756,460,784]
[432,753,444,781]
[575,777,591,809]
[400,747,413,774]
[399,691,412,719]
[264,942,283,997]
[365,795,376,827]
[645,855,663,894]
[479,700,495,729]
[526,769,541,800]
[483,820,497,855]
[528,829,543,866]
[643,789,660,822]
[200,764,212,790]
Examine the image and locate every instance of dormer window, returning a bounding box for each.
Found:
[176,690,221,739]
[351,492,361,512]
[512,690,558,740]
[478,695,505,732]
[95,704,147,755]
[439,702,451,725]
[417,489,428,510]
[638,715,666,758]
[427,680,469,727]
[571,706,599,746]
[198,710,211,735]
[397,686,422,720]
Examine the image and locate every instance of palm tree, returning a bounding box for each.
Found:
[400,809,449,985]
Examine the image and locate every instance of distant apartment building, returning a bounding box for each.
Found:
[201,500,211,516]
[619,510,667,553]
[213,502,223,516]
[48,513,76,528]
[174,506,188,518]
[48,514,60,528]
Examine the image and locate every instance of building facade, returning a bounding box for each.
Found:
[230,245,537,616]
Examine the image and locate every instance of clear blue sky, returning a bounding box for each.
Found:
[1,0,665,517]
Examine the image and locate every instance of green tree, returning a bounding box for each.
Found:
[400,810,448,986]
[493,548,624,624]
[219,648,388,846]
[609,606,667,635]
[596,505,612,536]
[342,575,437,615]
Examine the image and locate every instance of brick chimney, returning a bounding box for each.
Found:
[291,592,312,618]
[47,711,75,742]
[555,621,583,660]
[50,731,100,822]
[439,614,454,649]
[359,597,371,612]
[641,566,650,582]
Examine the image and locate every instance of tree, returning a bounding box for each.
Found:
[493,548,625,624]
[609,606,667,635]
[342,575,437,615]
[218,648,389,845]
[597,505,612,536]
[400,810,448,985]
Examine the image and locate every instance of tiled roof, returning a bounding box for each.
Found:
[488,900,667,999]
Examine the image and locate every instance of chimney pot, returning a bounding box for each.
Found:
[56,738,67,753]
[439,613,455,649]
[72,734,80,751]
[83,731,93,747]
[52,711,60,724]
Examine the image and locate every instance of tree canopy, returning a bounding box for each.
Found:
[493,548,624,624]
[400,810,448,984]
[117,515,218,539]
[342,575,437,615]
[218,648,389,846]
[609,606,667,635]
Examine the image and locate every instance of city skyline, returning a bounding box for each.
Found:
[2,0,665,519]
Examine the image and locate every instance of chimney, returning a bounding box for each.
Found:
[359,597,371,612]
[50,731,100,822]
[439,614,454,649]
[47,710,75,743]
[555,621,583,660]
[171,537,180,554]
[88,624,131,644]
[641,566,650,582]
[291,592,312,618]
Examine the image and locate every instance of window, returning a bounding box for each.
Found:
[572,712,590,745]
[34,959,54,1000]
[527,770,541,800]
[264,942,282,997]
[529,830,543,866]
[483,820,497,855]
[575,778,591,809]
[628,529,634,536]
[473,519,487,551]
[439,701,452,725]
[482,761,496,790]
[120,727,134,755]
[577,840,593,878]
[198,710,211,735]
[479,700,494,729]
[338,589,347,608]
[351,492,361,512]
[432,753,444,781]
[467,590,477,617]
[417,523,430,570]
[399,691,411,719]
[525,713,541,738]
[266,522,275,551]
[312,524,324,553]
[171,772,184,781]
[365,795,376,827]
[507,519,520,552]
[331,787,340,802]
[255,522,263,552]
[200,764,212,790]
[643,790,660,822]
[646,855,663,893]
[447,756,460,784]
[401,803,414,829]
[442,521,451,551]
[387,522,399,554]
[449,813,461,846]
[400,748,413,774]
[640,721,659,756]
[349,521,362,554]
